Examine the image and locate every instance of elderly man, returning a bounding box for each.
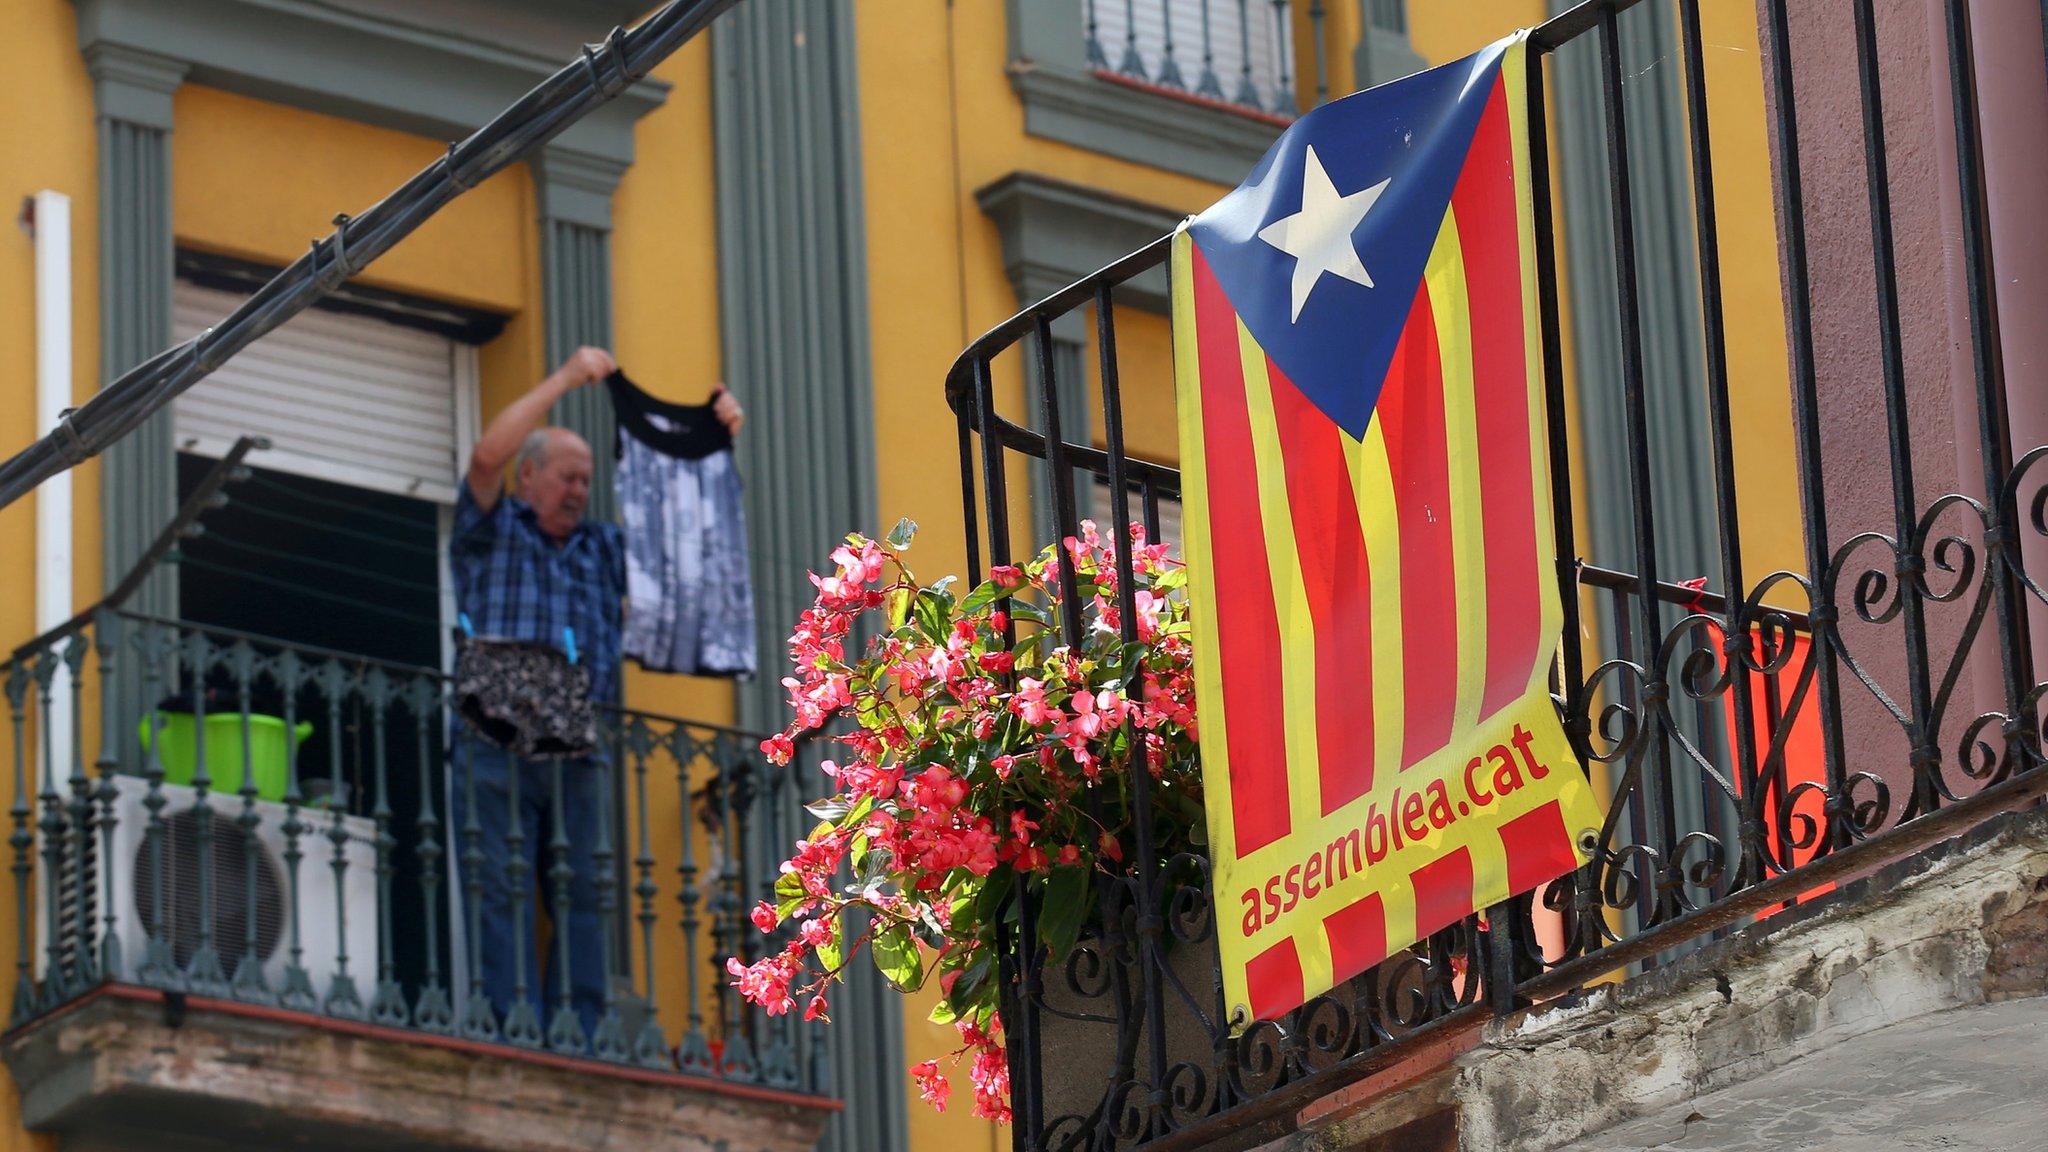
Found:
[450,346,740,1042]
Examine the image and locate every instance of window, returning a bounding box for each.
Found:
[1088,0,1297,114]
[171,278,481,669]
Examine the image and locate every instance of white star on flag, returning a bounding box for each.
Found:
[1256,144,1391,322]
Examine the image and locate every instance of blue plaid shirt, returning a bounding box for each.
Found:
[450,486,625,705]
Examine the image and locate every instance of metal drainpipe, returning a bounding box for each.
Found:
[31,190,76,809]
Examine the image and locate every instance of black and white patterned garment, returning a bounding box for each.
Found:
[453,638,598,758]
[606,371,758,678]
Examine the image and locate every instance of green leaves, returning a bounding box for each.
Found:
[805,797,852,822]
[958,579,1013,617]
[733,511,1207,1125]
[1035,866,1091,963]
[815,917,844,973]
[872,921,926,992]
[774,871,808,920]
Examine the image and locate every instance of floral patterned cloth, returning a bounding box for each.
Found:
[453,638,597,759]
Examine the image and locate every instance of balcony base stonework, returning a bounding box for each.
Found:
[2,990,834,1152]
[1269,804,2048,1152]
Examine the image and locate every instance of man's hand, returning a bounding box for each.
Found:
[712,384,745,436]
[556,346,617,391]
[466,346,617,509]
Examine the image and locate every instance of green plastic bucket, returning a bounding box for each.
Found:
[137,712,310,803]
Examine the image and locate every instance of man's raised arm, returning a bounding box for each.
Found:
[465,346,616,509]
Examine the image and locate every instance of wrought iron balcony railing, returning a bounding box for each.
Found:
[2,608,825,1097]
[947,0,2048,1148]
[1086,0,1312,120]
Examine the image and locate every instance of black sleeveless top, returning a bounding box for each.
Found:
[605,370,733,460]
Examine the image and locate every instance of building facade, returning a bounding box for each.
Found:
[5,1,2039,1151]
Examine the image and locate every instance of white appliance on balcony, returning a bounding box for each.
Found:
[35,775,377,998]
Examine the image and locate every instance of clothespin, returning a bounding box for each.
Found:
[564,626,579,666]
[459,612,476,638]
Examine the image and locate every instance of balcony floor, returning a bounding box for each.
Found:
[1573,994,2048,1152]
[3,986,834,1152]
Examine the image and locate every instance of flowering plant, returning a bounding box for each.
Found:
[728,517,1202,1121]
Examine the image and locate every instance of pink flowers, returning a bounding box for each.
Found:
[1064,688,1130,741]
[722,521,1201,1123]
[809,539,888,608]
[912,1060,951,1111]
[1010,678,1064,727]
[906,1020,1011,1121]
[908,764,970,813]
[725,954,796,1017]
[967,1036,1012,1122]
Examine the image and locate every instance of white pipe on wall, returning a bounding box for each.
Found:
[34,190,75,792]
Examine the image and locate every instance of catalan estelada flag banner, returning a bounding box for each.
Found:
[1173,32,1605,1027]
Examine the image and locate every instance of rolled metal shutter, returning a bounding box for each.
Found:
[173,281,464,503]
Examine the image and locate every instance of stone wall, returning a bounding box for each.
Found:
[1272,804,2048,1151]
[3,992,834,1152]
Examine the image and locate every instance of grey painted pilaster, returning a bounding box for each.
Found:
[1354,0,1425,87]
[1547,2,1719,609]
[711,4,895,1150]
[977,173,1183,546]
[87,43,185,620]
[534,147,624,524]
[87,42,182,775]
[1546,2,1723,916]
[1023,332,1094,548]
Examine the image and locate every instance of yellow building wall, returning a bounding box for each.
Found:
[606,38,739,1049]
[1693,2,1801,581]
[0,2,1799,1148]
[0,16,734,1097]
[858,3,1799,1147]
[0,1,105,640]
[0,0,100,1146]
[854,1,1252,1137]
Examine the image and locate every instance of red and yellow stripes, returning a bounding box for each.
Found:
[1177,40,1602,1027]
[1184,70,1549,863]
[1459,70,1546,720]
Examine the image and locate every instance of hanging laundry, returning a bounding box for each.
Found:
[453,637,599,759]
[606,370,758,678]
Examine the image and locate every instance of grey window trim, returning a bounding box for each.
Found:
[175,249,509,345]
[1007,2,1433,184]
[73,0,668,172]
[975,171,1186,319]
[976,172,1186,544]
[1355,0,1427,87]
[1007,0,1283,186]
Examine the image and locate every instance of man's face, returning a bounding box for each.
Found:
[518,431,594,541]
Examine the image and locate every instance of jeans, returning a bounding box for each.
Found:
[452,732,609,1041]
